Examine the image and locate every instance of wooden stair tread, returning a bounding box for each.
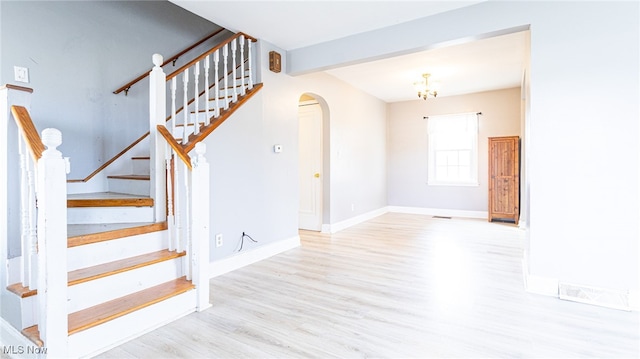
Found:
[7,282,36,298]
[68,221,167,248]
[68,194,153,208]
[106,174,150,180]
[68,249,185,286]
[21,277,193,342]
[68,277,194,335]
[7,249,183,298]
[22,325,43,347]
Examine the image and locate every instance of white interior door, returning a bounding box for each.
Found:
[298,102,322,230]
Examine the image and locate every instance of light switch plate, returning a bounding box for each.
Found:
[273,144,283,153]
[14,66,29,83]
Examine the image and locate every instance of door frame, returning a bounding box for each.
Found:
[298,93,330,231]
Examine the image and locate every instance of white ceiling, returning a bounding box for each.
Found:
[171,1,527,103]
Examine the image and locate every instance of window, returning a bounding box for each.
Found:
[427,112,479,186]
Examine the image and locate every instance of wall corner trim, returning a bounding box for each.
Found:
[209,235,301,278]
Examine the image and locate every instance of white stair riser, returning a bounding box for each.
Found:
[131,159,150,176]
[2,291,37,330]
[67,257,185,313]
[67,206,154,224]
[107,178,149,196]
[67,230,167,271]
[68,290,196,359]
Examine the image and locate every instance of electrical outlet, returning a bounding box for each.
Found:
[14,66,29,83]
[215,233,223,247]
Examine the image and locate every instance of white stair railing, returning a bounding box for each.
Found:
[163,32,257,146]
[3,89,69,355]
[149,32,259,313]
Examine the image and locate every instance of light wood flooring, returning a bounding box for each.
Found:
[98,213,639,358]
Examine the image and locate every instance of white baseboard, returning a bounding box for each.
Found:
[522,259,638,311]
[559,282,635,311]
[209,235,300,278]
[321,207,389,234]
[388,205,487,219]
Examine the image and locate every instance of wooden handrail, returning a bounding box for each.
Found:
[69,31,259,181]
[113,28,227,95]
[68,58,250,182]
[166,32,257,82]
[67,132,150,183]
[157,125,192,170]
[10,106,44,161]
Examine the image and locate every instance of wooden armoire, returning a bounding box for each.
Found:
[488,136,520,224]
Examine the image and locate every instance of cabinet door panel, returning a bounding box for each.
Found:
[488,136,519,224]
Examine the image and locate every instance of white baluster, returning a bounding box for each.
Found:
[166,155,175,252]
[174,158,182,252]
[183,161,191,257]
[26,152,37,290]
[191,142,211,311]
[193,62,200,135]
[239,35,246,96]
[204,55,210,126]
[214,49,220,117]
[182,68,189,144]
[248,39,254,90]
[171,77,177,135]
[18,135,31,288]
[223,43,229,110]
[18,135,38,290]
[231,38,238,103]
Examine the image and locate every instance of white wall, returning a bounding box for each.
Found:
[296,73,388,223]
[387,88,520,213]
[287,1,639,293]
[202,40,388,260]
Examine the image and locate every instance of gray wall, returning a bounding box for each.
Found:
[1,0,225,179]
[387,88,521,212]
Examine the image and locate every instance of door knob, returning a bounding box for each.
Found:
[314,173,320,178]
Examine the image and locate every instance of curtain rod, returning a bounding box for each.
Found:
[423,112,482,120]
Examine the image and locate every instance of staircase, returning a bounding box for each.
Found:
[6,149,195,358]
[2,31,261,358]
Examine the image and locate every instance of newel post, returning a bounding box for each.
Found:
[37,128,68,356]
[150,54,167,222]
[191,143,211,311]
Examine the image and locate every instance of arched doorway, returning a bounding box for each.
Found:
[298,93,329,231]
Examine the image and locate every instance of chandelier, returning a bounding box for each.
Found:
[414,73,438,100]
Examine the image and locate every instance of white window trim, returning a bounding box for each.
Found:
[427,112,480,186]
